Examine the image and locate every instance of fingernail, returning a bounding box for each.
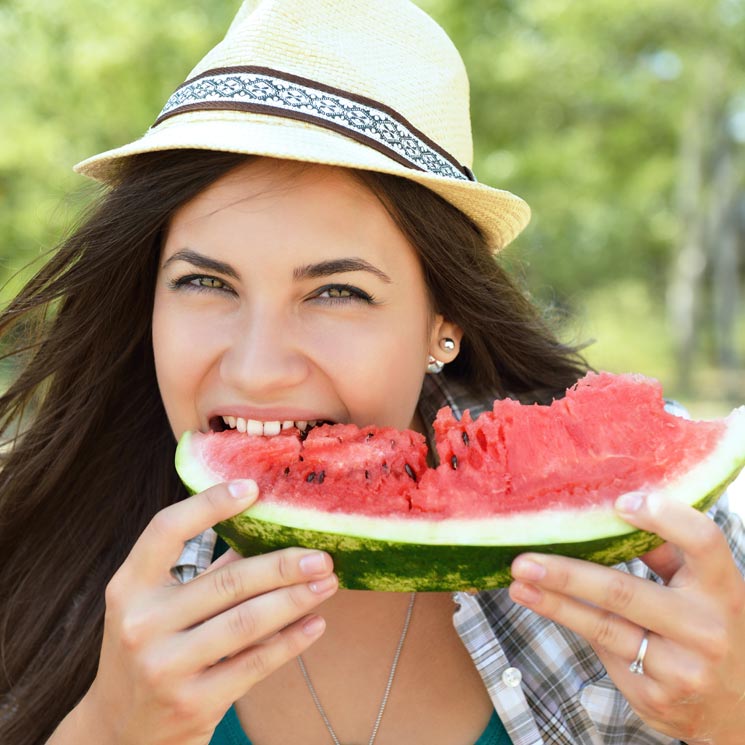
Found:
[309,574,338,594]
[616,491,644,514]
[511,581,542,605]
[228,480,258,500]
[303,615,326,637]
[511,558,546,581]
[299,551,330,576]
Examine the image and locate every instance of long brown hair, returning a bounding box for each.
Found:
[0,150,586,744]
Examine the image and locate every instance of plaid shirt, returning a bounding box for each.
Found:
[174,373,745,745]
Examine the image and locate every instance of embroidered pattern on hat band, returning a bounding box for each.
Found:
[153,66,474,182]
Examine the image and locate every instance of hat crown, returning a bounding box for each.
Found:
[74,0,531,250]
[190,0,473,166]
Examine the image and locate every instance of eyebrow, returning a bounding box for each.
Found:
[164,249,392,284]
[293,258,392,284]
[162,249,240,280]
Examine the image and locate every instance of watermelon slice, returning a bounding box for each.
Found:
[175,372,745,591]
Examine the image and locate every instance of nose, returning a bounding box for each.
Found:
[219,308,310,397]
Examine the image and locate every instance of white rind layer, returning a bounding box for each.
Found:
[176,406,745,546]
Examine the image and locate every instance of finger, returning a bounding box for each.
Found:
[181,574,338,672]
[200,547,243,577]
[640,541,684,584]
[591,633,711,726]
[589,640,695,734]
[509,578,664,671]
[164,548,335,630]
[125,480,258,585]
[509,577,706,694]
[615,492,738,590]
[510,554,701,645]
[196,613,326,702]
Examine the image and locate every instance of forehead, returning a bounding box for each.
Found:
[164,157,417,270]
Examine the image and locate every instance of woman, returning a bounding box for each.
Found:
[2,2,744,744]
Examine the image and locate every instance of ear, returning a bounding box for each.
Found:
[428,315,463,363]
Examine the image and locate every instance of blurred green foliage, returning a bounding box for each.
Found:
[425,0,743,288]
[0,0,238,297]
[2,0,744,414]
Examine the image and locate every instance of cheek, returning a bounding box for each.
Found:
[151,291,213,436]
[363,349,428,428]
[309,303,431,429]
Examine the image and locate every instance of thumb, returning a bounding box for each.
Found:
[126,479,258,585]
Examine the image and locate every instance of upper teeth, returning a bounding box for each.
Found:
[222,417,318,435]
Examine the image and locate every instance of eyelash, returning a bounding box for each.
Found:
[168,274,234,294]
[168,275,377,305]
[313,283,377,305]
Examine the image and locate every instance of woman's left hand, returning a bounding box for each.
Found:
[509,492,745,745]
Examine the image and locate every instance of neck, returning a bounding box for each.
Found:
[299,590,456,676]
[233,589,494,745]
[307,589,421,651]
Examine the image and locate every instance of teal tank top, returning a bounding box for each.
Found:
[209,704,511,744]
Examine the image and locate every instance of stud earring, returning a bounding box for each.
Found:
[426,355,445,374]
[427,338,457,374]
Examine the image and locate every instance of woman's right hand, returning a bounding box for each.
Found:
[71,479,337,745]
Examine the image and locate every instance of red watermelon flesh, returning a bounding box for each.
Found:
[191,372,726,519]
[201,422,428,516]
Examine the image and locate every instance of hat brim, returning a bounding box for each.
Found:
[74,110,530,250]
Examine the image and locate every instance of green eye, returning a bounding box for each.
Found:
[325,287,353,298]
[168,274,233,295]
[196,276,225,289]
[313,284,376,304]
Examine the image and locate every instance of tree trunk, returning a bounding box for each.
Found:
[708,128,741,402]
[667,88,710,394]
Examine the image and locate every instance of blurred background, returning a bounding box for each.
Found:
[1,2,743,426]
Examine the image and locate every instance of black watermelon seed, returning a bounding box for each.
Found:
[404,463,417,481]
[365,470,370,479]
[451,455,458,470]
[299,455,304,462]
[317,470,325,484]
[283,466,290,476]
[306,472,315,482]
[366,432,374,440]
[462,432,470,446]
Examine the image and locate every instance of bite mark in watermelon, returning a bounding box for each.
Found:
[175,372,745,591]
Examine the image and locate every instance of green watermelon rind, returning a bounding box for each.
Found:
[176,406,745,591]
[212,479,732,591]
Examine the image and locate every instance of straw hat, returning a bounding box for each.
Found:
[74,0,530,250]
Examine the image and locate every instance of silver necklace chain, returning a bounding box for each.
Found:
[297,592,416,745]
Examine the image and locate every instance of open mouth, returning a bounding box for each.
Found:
[208,416,335,438]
